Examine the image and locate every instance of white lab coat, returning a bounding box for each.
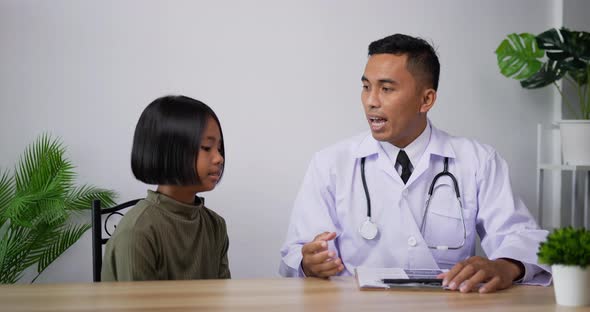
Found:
[279,122,551,285]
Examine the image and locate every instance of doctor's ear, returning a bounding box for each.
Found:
[419,88,436,113]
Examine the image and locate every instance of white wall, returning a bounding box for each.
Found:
[0,0,559,282]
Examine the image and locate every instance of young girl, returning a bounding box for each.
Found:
[102,95,230,281]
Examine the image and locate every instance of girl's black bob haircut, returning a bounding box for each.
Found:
[131,95,225,185]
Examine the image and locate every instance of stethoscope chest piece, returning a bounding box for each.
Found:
[358,217,378,240]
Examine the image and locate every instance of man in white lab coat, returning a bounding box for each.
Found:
[279,34,551,293]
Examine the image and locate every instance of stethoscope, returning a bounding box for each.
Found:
[358,156,467,250]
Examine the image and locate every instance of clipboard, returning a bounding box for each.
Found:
[382,278,443,288]
[355,267,446,289]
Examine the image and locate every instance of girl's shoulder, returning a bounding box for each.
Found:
[201,206,228,231]
[117,199,158,226]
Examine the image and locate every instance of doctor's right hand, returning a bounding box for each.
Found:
[301,232,344,278]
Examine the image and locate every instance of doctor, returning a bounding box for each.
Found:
[279,34,551,293]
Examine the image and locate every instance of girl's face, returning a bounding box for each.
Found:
[194,116,224,192]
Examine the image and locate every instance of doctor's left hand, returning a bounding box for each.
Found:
[437,256,524,293]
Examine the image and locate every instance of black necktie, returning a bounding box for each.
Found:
[396,150,412,184]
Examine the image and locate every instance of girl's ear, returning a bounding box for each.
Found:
[420,88,436,114]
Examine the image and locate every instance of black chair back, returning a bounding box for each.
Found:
[91,199,141,282]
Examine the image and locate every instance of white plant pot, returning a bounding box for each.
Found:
[559,120,590,165]
[552,264,590,306]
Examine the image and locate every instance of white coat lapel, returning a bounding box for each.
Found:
[406,122,456,187]
[353,133,399,181]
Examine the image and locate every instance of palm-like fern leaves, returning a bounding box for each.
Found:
[0,134,116,283]
[0,171,14,228]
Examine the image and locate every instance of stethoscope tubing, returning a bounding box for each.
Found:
[359,156,466,250]
[427,157,460,198]
[360,157,372,218]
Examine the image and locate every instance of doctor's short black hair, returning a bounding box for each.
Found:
[368,34,440,91]
[131,95,225,185]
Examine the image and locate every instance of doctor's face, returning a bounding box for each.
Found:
[361,53,435,148]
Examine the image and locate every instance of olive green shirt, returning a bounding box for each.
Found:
[102,190,230,281]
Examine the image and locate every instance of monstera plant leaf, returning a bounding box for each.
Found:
[495,33,545,80]
[536,28,590,86]
[495,27,590,119]
[520,59,568,89]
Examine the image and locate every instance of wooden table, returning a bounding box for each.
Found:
[0,277,587,311]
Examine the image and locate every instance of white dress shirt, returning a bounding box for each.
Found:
[380,120,431,177]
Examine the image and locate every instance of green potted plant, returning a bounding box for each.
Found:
[495,27,590,165]
[0,134,116,283]
[537,226,590,306]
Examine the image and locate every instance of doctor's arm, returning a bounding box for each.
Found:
[279,154,344,277]
[441,151,551,292]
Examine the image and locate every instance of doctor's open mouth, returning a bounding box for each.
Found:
[368,116,387,131]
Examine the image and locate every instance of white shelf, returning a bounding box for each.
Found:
[537,164,590,229]
[538,163,590,171]
[536,124,590,229]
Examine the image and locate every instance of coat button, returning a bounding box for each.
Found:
[407,236,417,247]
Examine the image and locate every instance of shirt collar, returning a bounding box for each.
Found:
[145,190,204,220]
[353,119,455,160]
[378,120,431,167]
